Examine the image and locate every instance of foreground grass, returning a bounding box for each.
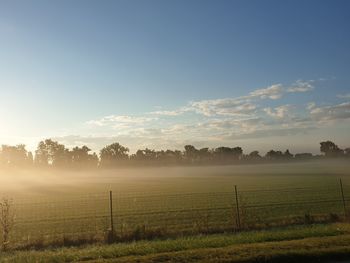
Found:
[100,235,350,263]
[1,223,350,262]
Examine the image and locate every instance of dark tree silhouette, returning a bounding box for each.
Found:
[248,150,262,160]
[283,149,293,159]
[135,148,157,161]
[1,138,349,170]
[184,145,199,164]
[71,146,98,168]
[0,144,29,167]
[100,143,129,167]
[34,139,70,167]
[295,153,313,159]
[213,147,243,164]
[198,148,212,163]
[34,141,49,166]
[320,141,344,157]
[265,150,284,160]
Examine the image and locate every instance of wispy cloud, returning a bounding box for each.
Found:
[76,79,350,152]
[148,108,188,116]
[187,80,314,117]
[264,105,293,119]
[249,84,283,99]
[86,115,157,130]
[310,102,350,122]
[287,80,314,93]
[189,99,257,116]
[337,93,350,99]
[307,102,316,110]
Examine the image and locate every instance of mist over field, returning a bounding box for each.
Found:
[1,160,349,198]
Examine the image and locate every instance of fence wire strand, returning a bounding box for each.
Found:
[1,183,349,246]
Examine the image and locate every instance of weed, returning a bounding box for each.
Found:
[0,198,15,251]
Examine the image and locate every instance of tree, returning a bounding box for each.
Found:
[184,145,199,164]
[248,150,262,160]
[320,141,344,157]
[34,139,70,167]
[198,148,212,163]
[100,143,129,167]
[283,149,293,159]
[0,145,28,167]
[172,150,183,164]
[265,150,284,160]
[34,141,49,166]
[70,146,98,168]
[131,148,158,165]
[165,149,183,164]
[232,147,243,160]
[294,153,313,160]
[213,146,243,163]
[141,148,157,161]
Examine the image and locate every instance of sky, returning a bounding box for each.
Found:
[0,0,349,155]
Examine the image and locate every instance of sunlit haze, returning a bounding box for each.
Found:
[1,1,350,260]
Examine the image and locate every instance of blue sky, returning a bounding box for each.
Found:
[0,0,349,154]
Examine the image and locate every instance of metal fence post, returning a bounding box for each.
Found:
[339,179,347,218]
[234,185,241,230]
[109,190,114,233]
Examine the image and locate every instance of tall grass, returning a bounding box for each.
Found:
[1,223,349,262]
[0,198,15,250]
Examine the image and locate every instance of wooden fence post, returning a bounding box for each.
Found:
[234,185,241,230]
[109,190,114,233]
[339,179,347,218]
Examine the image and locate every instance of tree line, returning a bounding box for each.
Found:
[0,139,349,169]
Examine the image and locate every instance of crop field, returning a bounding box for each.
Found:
[0,160,350,248]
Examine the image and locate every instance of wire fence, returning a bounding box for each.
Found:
[1,179,350,247]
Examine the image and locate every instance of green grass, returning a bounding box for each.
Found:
[101,235,350,263]
[1,160,350,246]
[1,223,350,262]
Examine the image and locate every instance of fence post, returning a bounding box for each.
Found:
[234,185,241,230]
[109,190,114,233]
[339,179,347,218]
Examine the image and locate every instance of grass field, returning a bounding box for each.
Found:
[0,160,350,248]
[1,223,350,262]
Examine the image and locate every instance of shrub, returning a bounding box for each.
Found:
[304,213,314,224]
[329,213,340,222]
[0,198,15,250]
